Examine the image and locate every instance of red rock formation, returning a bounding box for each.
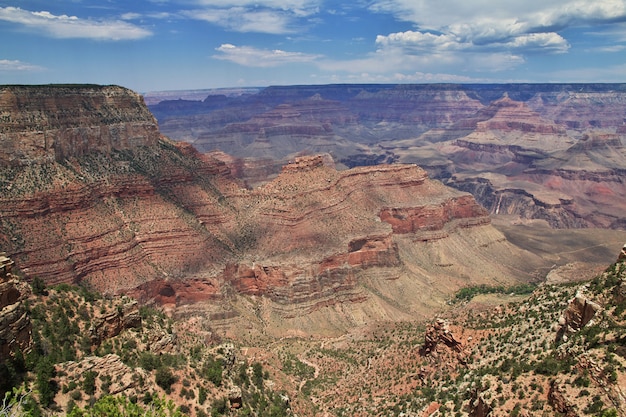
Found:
[421,318,464,355]
[150,84,626,230]
[473,95,565,135]
[379,196,490,234]
[1,86,537,328]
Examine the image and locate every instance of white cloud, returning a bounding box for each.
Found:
[180,0,321,34]
[214,44,322,67]
[0,6,152,40]
[317,42,524,77]
[0,59,45,71]
[368,0,626,52]
[193,0,320,16]
[595,44,626,52]
[184,7,297,34]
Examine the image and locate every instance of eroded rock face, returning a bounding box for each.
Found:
[89,299,141,346]
[1,85,541,330]
[421,318,463,355]
[148,84,626,229]
[556,289,602,341]
[59,354,148,397]
[0,254,32,361]
[548,379,579,417]
[0,85,159,166]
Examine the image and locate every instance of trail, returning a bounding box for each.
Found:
[297,355,320,392]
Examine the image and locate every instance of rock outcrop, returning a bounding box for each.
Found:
[420,318,464,356]
[556,289,602,341]
[89,298,141,346]
[548,379,579,417]
[0,253,31,361]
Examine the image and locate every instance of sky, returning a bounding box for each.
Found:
[1,0,626,92]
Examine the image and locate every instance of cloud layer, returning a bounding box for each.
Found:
[0,7,152,40]
[214,44,321,66]
[0,59,45,72]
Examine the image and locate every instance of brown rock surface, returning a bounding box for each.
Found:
[0,85,159,166]
[89,298,141,345]
[148,84,626,229]
[556,289,602,341]
[0,254,32,361]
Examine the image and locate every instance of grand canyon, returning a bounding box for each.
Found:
[1,83,625,416]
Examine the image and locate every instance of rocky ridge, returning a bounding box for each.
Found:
[0,253,31,362]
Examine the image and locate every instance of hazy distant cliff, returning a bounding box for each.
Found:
[147,83,626,229]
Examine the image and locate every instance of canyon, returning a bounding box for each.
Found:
[0,84,555,336]
[148,83,626,229]
[1,84,625,416]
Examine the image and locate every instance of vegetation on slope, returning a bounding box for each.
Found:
[2,253,625,416]
[1,277,292,417]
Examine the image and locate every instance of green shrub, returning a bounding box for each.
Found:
[155,368,177,391]
[202,358,223,387]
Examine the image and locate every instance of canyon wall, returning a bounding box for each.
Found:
[1,85,160,166]
[1,85,545,333]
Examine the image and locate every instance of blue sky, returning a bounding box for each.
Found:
[1,0,626,92]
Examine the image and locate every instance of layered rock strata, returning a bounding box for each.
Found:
[0,85,159,166]
[148,83,626,229]
[1,85,543,330]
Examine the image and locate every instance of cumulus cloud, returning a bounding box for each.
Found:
[214,44,322,67]
[0,6,152,40]
[368,0,625,55]
[369,0,626,31]
[0,59,45,71]
[316,0,626,79]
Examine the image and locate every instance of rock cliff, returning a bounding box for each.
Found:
[0,85,544,334]
[0,253,31,362]
[0,85,160,166]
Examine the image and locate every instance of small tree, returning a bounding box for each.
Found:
[31,277,47,296]
[155,368,177,392]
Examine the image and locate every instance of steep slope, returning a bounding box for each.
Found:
[0,85,243,292]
